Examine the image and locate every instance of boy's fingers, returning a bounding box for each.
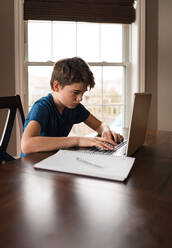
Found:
[102,131,123,144]
[99,136,116,145]
[112,132,123,143]
[95,137,116,149]
[97,132,124,147]
[95,141,114,150]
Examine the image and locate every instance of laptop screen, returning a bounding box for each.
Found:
[126,93,152,156]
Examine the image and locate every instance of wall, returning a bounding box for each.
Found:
[0,0,17,155]
[145,0,158,130]
[158,0,172,131]
[0,0,15,96]
[145,0,172,131]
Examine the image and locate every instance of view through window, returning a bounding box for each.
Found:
[25,21,130,135]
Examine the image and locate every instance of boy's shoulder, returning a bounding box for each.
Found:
[25,94,54,123]
[34,93,52,104]
[32,93,53,108]
[27,94,55,117]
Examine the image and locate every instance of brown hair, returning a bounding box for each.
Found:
[50,57,95,90]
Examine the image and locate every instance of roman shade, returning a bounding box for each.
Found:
[24,0,136,24]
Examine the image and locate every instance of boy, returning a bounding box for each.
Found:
[21,57,123,156]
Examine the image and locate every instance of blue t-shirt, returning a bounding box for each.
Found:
[21,93,90,156]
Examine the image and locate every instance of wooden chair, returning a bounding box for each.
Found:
[0,95,25,163]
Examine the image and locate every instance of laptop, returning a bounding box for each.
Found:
[87,93,152,157]
[34,93,151,182]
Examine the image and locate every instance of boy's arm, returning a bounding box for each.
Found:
[21,120,117,154]
[21,120,79,154]
[84,114,123,144]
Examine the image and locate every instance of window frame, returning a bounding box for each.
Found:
[14,0,146,129]
[24,21,130,128]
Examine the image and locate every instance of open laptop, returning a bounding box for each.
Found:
[34,93,151,182]
[87,93,152,157]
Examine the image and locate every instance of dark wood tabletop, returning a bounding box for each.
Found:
[0,130,172,248]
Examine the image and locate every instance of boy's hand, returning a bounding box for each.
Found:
[101,129,124,145]
[78,137,117,150]
[84,116,123,147]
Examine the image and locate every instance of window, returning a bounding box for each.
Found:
[25,21,130,135]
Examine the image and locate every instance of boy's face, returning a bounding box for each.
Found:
[55,82,88,109]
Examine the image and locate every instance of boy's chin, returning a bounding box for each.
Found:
[68,103,79,109]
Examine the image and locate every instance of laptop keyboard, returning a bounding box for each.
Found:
[85,140,127,155]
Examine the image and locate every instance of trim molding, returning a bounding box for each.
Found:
[14,0,25,156]
[14,0,26,110]
[137,0,146,92]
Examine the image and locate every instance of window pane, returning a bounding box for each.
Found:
[28,66,52,108]
[28,21,51,61]
[82,66,102,106]
[70,106,102,136]
[77,23,100,62]
[53,22,76,60]
[27,21,128,135]
[101,24,122,62]
[103,106,123,127]
[103,66,123,104]
[87,106,102,121]
[70,122,93,137]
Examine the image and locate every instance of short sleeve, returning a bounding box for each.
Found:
[74,103,90,124]
[26,102,49,132]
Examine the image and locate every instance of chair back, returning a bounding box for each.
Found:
[0,95,25,163]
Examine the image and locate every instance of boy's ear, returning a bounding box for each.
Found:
[53,81,61,92]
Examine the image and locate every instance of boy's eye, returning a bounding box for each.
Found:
[73,91,84,95]
[73,91,79,95]
[72,90,87,96]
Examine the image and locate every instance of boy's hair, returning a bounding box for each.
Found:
[50,57,95,90]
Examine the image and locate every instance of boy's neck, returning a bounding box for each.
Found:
[51,92,65,114]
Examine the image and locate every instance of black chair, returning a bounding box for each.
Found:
[0,95,25,163]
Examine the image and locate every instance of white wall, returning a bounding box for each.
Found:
[158,0,172,131]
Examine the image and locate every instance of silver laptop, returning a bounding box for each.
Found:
[34,93,151,182]
[88,93,152,157]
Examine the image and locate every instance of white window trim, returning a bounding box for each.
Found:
[14,0,25,109]
[137,0,146,92]
[14,0,25,156]
[24,22,129,127]
[125,0,146,127]
[14,0,146,128]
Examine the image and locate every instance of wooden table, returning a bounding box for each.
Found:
[0,130,172,248]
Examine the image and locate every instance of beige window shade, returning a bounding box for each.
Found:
[24,0,136,24]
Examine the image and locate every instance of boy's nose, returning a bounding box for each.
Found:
[76,94,83,102]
